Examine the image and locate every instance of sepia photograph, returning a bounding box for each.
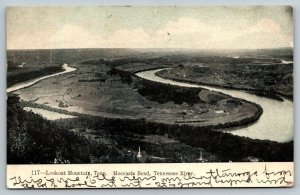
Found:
[6,6,294,188]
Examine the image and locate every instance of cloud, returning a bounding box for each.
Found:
[103,28,151,48]
[233,18,290,49]
[103,17,291,49]
[157,17,210,35]
[49,24,104,48]
[249,18,282,33]
[7,17,292,49]
[151,17,290,49]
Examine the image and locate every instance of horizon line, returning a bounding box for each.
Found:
[7,46,293,51]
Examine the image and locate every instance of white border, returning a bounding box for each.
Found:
[1,0,299,194]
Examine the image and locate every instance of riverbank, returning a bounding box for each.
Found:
[9,95,292,163]
[135,73,263,129]
[156,70,285,101]
[12,60,262,131]
[7,63,77,93]
[156,64,293,101]
[8,95,223,163]
[137,68,293,143]
[7,58,293,163]
[7,65,64,88]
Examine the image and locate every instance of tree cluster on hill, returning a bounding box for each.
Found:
[137,79,203,105]
[56,114,293,162]
[7,95,137,164]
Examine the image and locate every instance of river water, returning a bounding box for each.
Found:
[136,69,293,143]
[7,63,293,142]
[7,63,77,93]
[7,64,77,120]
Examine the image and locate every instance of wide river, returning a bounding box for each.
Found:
[136,69,293,143]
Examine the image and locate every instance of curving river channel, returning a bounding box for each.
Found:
[136,69,293,143]
[7,64,293,143]
[7,63,77,93]
[7,63,77,120]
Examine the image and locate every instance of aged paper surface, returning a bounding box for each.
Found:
[7,163,294,188]
[6,6,294,189]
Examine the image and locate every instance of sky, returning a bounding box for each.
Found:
[7,6,293,50]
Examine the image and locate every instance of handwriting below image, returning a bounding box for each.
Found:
[8,163,293,188]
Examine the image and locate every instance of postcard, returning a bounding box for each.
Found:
[6,6,294,188]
